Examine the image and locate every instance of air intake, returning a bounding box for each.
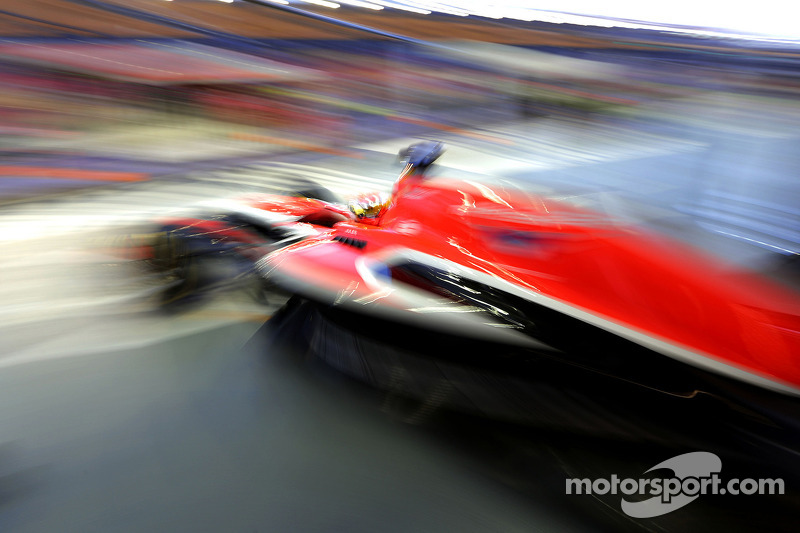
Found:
[333,235,367,249]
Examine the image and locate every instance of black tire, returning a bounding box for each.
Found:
[155,232,205,311]
[151,231,181,272]
[286,179,342,204]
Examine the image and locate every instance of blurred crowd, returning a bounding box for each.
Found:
[1,37,800,214]
[1,39,799,150]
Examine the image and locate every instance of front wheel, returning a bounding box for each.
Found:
[286,179,342,204]
[153,232,205,310]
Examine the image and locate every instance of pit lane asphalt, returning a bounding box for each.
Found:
[0,310,604,533]
[1,296,796,533]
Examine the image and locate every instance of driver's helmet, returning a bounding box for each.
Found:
[349,192,388,219]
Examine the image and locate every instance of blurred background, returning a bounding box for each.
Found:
[0,1,798,532]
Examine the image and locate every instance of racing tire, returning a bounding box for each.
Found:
[155,232,205,311]
[287,179,342,204]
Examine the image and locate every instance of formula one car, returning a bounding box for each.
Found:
[250,141,800,457]
[150,141,799,455]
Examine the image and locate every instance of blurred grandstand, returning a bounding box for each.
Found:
[0,0,798,261]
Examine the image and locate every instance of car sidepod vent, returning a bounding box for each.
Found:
[333,235,367,249]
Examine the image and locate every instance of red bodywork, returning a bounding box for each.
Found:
[262,178,800,396]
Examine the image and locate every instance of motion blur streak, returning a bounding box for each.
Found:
[0,2,798,532]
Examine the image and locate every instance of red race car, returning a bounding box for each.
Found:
[253,141,800,457]
[150,141,799,456]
